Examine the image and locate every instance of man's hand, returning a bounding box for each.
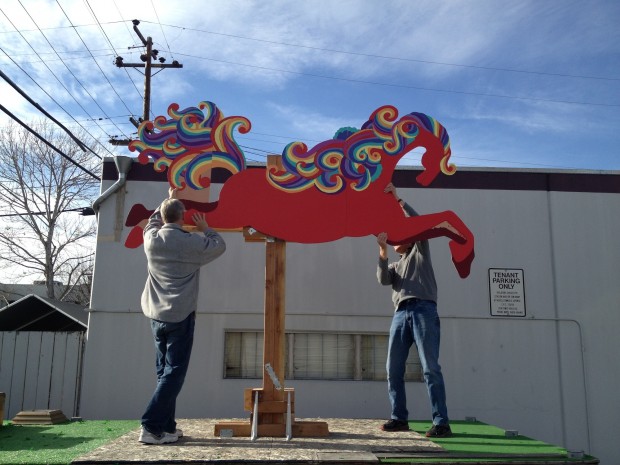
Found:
[377,232,389,260]
[192,212,209,232]
[384,182,398,198]
[169,187,178,199]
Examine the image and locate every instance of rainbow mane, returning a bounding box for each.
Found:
[267,105,455,193]
[129,101,250,189]
[129,102,454,192]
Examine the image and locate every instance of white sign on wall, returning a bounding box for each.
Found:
[489,268,526,317]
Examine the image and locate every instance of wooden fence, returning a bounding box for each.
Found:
[0,331,85,420]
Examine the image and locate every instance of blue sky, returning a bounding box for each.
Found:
[1,0,619,171]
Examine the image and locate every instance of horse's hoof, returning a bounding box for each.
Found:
[124,225,145,249]
[450,241,475,278]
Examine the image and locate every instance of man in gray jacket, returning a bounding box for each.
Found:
[376,183,452,438]
[139,188,226,445]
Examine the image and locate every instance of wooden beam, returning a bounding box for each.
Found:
[243,227,268,242]
[262,238,286,424]
[214,237,329,437]
[244,387,295,413]
[214,420,329,438]
[267,154,284,172]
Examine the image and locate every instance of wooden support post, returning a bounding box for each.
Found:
[213,237,329,437]
[214,173,328,437]
[261,238,286,425]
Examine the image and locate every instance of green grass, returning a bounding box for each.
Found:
[0,420,139,465]
[381,420,596,463]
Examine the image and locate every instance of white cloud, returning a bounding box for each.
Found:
[1,0,618,171]
[266,101,357,142]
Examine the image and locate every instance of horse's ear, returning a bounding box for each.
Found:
[333,127,359,141]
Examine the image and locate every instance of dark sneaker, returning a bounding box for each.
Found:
[425,424,452,438]
[381,419,410,432]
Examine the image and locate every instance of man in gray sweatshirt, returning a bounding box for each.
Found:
[139,188,226,445]
[376,183,452,438]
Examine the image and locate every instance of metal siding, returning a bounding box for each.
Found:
[35,332,55,409]
[83,169,619,463]
[0,331,83,419]
[22,332,42,409]
[80,312,155,420]
[48,332,68,409]
[60,333,81,417]
[548,192,620,458]
[8,333,28,416]
[0,332,16,420]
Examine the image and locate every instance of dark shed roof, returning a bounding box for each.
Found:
[0,294,87,331]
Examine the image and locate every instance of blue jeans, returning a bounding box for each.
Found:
[141,312,195,435]
[386,299,449,426]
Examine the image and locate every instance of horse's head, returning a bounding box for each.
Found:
[400,113,455,187]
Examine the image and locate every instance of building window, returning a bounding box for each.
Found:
[292,333,354,380]
[224,331,264,378]
[224,331,422,382]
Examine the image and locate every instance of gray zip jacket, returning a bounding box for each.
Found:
[377,201,438,309]
[141,208,226,322]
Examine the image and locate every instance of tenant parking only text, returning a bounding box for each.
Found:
[489,268,525,317]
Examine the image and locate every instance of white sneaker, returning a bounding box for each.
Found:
[139,427,179,444]
[171,428,183,438]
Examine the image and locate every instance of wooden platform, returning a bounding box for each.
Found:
[72,418,442,464]
[71,418,598,465]
[11,409,68,425]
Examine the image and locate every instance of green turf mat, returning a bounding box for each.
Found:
[0,420,139,465]
[381,420,595,463]
[411,420,566,454]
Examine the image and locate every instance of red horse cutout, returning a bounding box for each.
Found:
[124,102,474,278]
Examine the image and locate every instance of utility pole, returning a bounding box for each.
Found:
[110,19,183,146]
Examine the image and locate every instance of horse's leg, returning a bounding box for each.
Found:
[124,219,148,248]
[385,211,475,278]
[123,200,220,247]
[182,200,219,225]
[123,204,152,248]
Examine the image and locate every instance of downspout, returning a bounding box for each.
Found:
[92,156,133,214]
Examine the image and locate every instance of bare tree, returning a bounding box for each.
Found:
[0,119,100,304]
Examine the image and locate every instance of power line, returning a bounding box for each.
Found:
[251,131,322,143]
[0,19,126,34]
[0,47,111,158]
[14,1,131,139]
[79,0,144,105]
[0,7,129,144]
[0,49,116,61]
[140,20,620,83]
[0,102,100,181]
[111,0,136,41]
[442,155,585,171]
[174,51,620,108]
[52,0,136,124]
[0,207,94,217]
[149,0,174,61]
[4,15,617,83]
[0,68,89,152]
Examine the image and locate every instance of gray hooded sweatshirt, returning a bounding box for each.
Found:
[141,208,226,322]
[377,201,438,309]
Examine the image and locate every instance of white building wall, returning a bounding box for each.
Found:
[81,163,619,464]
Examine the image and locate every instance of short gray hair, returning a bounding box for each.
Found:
[160,198,185,224]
